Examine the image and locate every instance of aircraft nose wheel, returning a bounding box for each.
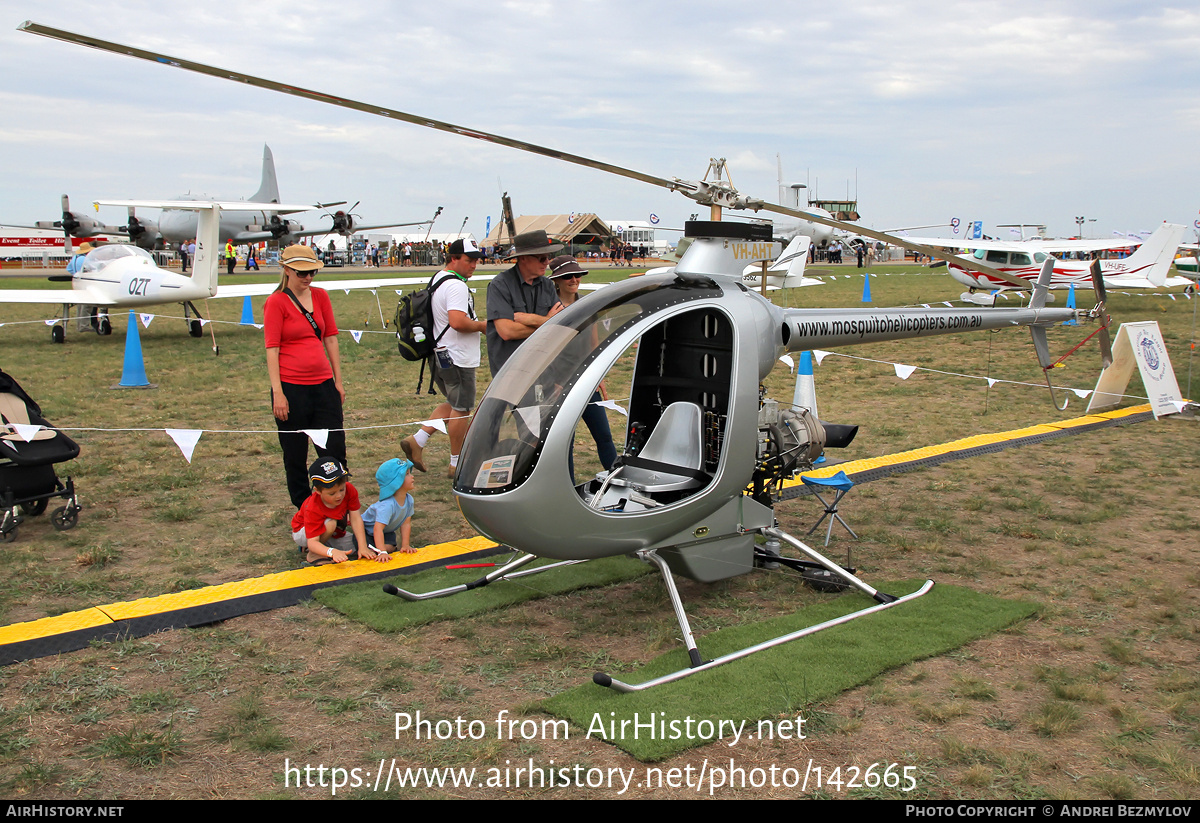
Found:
[188,319,203,337]
[98,317,112,335]
[51,325,65,344]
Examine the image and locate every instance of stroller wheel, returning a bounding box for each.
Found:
[51,505,79,531]
[20,499,48,517]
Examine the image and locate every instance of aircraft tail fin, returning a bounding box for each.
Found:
[772,235,812,288]
[1122,223,1185,287]
[191,204,223,296]
[249,144,281,205]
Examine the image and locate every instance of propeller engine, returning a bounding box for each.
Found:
[122,207,161,250]
[248,214,304,245]
[327,201,360,236]
[35,195,116,253]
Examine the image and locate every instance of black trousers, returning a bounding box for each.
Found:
[274,379,346,509]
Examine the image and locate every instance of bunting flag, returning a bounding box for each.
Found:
[778,354,795,373]
[1071,388,1093,399]
[421,418,448,434]
[596,399,628,416]
[894,363,917,380]
[303,429,329,448]
[12,423,41,442]
[350,330,363,343]
[813,350,831,365]
[987,378,997,388]
[140,313,153,328]
[44,319,57,326]
[166,428,203,463]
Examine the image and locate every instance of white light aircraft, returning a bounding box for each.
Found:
[902,223,1189,304]
[1,200,453,345]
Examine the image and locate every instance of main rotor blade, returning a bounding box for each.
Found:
[20,20,1025,288]
[19,21,687,196]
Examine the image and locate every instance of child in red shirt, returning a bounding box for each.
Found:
[291,457,390,565]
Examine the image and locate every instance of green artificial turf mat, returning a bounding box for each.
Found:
[541,580,1037,761]
[313,554,650,631]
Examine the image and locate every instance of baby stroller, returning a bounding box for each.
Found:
[0,369,81,541]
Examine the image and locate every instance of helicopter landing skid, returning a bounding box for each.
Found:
[382,552,588,601]
[593,527,933,692]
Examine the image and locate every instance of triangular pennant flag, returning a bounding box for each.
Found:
[1169,294,1176,301]
[778,354,794,372]
[596,399,628,416]
[421,418,448,434]
[343,289,351,295]
[370,290,377,296]
[12,423,41,442]
[1071,388,1093,399]
[44,319,58,326]
[894,363,917,380]
[998,293,1009,301]
[199,318,210,326]
[350,329,363,343]
[813,350,831,365]
[1170,400,1187,414]
[140,313,153,328]
[986,378,997,388]
[921,303,930,308]
[166,428,203,463]
[253,323,264,330]
[303,429,329,449]
[513,406,541,438]
[942,302,953,307]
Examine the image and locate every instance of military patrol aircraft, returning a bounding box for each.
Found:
[32,145,436,253]
[20,21,1112,691]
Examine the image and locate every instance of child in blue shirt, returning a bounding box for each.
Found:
[362,458,416,554]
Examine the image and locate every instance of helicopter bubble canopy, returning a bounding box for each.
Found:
[457,274,721,496]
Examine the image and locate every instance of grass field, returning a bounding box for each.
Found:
[0,261,1196,799]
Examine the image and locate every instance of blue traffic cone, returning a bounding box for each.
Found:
[862,273,872,302]
[1063,283,1077,325]
[792,350,819,418]
[239,295,255,325]
[117,310,153,388]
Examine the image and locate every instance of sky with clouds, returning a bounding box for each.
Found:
[1,0,1197,243]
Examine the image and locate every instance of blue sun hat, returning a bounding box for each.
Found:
[376,458,412,499]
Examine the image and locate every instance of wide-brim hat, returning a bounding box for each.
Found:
[375,457,412,499]
[282,244,324,272]
[76,242,95,254]
[505,230,564,260]
[548,255,587,279]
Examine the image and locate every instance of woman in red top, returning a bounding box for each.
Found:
[265,244,348,509]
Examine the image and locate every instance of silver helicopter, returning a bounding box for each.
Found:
[22,22,1112,691]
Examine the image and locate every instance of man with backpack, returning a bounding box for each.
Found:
[400,238,487,478]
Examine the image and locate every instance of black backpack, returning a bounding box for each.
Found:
[394,273,454,362]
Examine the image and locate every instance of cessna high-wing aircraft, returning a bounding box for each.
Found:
[34,145,436,252]
[903,223,1189,304]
